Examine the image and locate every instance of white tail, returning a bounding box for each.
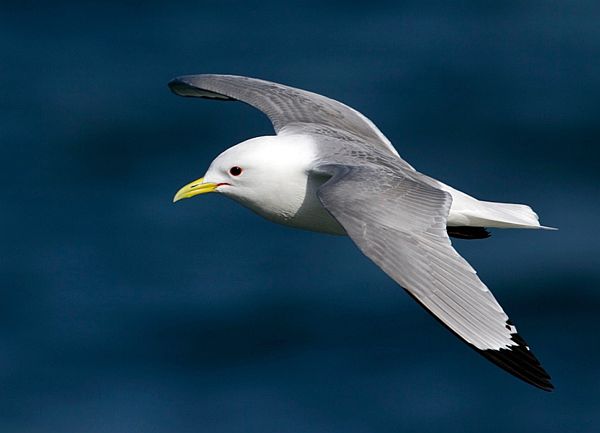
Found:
[440,183,555,229]
[467,200,544,228]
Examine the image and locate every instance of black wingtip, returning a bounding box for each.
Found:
[402,290,553,391]
[168,75,235,100]
[478,326,554,391]
[168,76,193,95]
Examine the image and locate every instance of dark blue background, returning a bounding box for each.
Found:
[3,1,599,432]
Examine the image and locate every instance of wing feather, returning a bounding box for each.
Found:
[168,74,400,157]
[315,164,553,390]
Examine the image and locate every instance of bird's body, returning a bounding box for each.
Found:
[207,133,543,235]
[170,74,554,390]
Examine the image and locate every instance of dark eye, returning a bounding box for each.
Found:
[229,166,243,176]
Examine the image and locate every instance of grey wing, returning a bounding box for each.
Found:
[315,164,553,391]
[168,74,400,157]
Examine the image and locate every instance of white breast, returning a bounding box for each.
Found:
[224,134,347,235]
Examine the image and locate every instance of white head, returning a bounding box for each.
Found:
[173,135,319,223]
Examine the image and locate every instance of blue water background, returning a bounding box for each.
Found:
[2,2,599,432]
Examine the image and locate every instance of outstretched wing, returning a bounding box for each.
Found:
[315,164,553,391]
[168,74,400,157]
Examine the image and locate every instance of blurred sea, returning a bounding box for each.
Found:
[2,1,599,432]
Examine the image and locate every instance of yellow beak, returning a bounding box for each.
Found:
[172,177,219,203]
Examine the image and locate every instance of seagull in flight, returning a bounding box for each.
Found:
[169,74,554,390]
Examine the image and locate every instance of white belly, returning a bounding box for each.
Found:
[246,171,347,235]
[286,195,346,235]
[256,179,541,235]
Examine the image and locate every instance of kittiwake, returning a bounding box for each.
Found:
[169,74,554,391]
